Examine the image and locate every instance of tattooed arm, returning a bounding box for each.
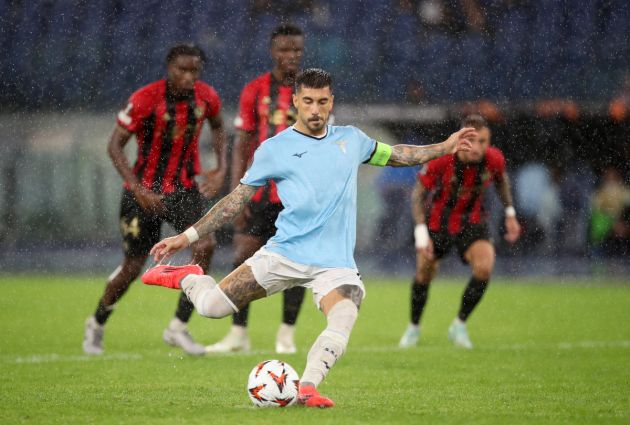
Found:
[194,184,257,236]
[387,127,476,167]
[150,184,257,261]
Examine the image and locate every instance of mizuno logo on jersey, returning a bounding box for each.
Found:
[292,151,307,158]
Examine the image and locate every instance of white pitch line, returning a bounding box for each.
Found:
[5,340,629,364]
[10,352,143,364]
[350,340,630,353]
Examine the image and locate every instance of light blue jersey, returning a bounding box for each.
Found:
[241,125,377,268]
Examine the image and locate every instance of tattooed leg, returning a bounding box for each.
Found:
[180,263,265,319]
[218,263,267,310]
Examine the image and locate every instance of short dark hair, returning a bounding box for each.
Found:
[295,68,332,92]
[460,114,488,130]
[270,24,303,43]
[166,43,206,64]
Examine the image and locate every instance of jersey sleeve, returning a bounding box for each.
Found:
[418,160,439,189]
[116,88,154,133]
[488,147,507,181]
[203,85,222,118]
[240,143,277,187]
[234,82,257,132]
[351,127,379,164]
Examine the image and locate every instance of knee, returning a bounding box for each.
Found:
[415,264,436,283]
[182,275,237,319]
[122,257,146,279]
[472,262,493,281]
[197,287,238,319]
[414,272,433,284]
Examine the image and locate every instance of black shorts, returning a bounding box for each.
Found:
[238,200,283,240]
[119,189,207,257]
[429,224,491,263]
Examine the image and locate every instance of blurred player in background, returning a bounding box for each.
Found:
[205,24,306,354]
[82,44,227,356]
[141,68,475,407]
[399,114,521,349]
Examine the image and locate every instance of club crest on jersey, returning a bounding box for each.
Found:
[334,140,347,154]
[194,106,204,119]
[262,96,271,105]
[163,112,171,122]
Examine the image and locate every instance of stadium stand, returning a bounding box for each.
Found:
[2,0,630,108]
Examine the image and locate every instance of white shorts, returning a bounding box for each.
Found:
[244,248,365,309]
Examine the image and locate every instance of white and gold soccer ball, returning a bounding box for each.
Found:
[247,360,300,407]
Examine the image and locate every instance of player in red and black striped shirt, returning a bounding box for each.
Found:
[83,44,227,356]
[399,115,521,349]
[206,25,306,354]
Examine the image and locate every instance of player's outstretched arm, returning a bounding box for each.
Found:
[150,184,257,261]
[387,127,476,167]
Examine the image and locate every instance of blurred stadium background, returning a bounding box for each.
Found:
[1,2,630,424]
[1,0,629,276]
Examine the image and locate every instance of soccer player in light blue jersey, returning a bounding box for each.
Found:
[141,68,476,408]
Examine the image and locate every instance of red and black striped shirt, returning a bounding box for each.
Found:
[116,79,222,194]
[419,146,506,235]
[234,72,296,204]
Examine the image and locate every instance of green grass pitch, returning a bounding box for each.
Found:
[0,274,629,424]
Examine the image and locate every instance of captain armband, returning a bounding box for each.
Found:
[367,142,392,167]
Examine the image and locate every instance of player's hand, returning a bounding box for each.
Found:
[418,238,435,261]
[504,216,521,244]
[133,186,165,214]
[444,127,475,154]
[198,168,226,199]
[150,234,189,262]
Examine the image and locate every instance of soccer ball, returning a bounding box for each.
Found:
[247,360,300,407]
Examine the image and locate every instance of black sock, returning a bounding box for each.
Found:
[175,292,195,323]
[411,280,430,325]
[94,300,114,325]
[232,304,250,327]
[458,277,489,322]
[282,286,306,325]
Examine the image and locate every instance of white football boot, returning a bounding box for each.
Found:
[448,318,473,349]
[398,323,420,348]
[275,323,297,354]
[83,316,104,355]
[205,325,251,353]
[163,318,206,356]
